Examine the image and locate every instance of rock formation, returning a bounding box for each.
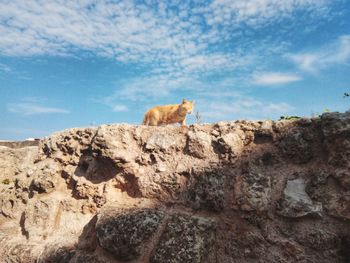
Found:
[1,112,350,262]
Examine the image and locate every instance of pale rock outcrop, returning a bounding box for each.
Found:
[187,130,213,159]
[277,178,322,218]
[1,112,350,262]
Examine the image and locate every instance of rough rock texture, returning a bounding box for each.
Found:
[151,214,216,263]
[1,112,350,262]
[277,178,322,218]
[96,208,165,261]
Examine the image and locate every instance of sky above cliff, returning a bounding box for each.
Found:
[1,0,350,140]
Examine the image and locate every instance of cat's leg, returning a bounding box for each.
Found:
[149,112,159,126]
[142,115,148,125]
[149,118,158,126]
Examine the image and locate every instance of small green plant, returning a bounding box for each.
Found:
[323,108,331,113]
[279,115,301,121]
[195,111,202,124]
[2,178,10,184]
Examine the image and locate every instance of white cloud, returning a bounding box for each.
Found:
[289,53,318,73]
[112,104,128,112]
[198,0,330,28]
[178,53,254,74]
[200,96,294,121]
[0,63,11,73]
[0,0,332,69]
[7,102,70,115]
[0,0,336,114]
[289,35,350,73]
[252,72,302,85]
[113,75,192,102]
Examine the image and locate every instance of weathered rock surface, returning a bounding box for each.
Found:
[277,178,322,218]
[151,214,216,263]
[96,207,165,261]
[233,165,271,212]
[1,112,350,262]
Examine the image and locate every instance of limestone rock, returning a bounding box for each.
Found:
[234,169,271,211]
[279,131,313,164]
[3,244,36,263]
[39,128,97,164]
[0,145,38,180]
[321,113,350,189]
[23,199,59,240]
[253,120,274,144]
[326,192,350,220]
[217,132,244,155]
[91,125,138,164]
[187,171,225,212]
[96,207,165,261]
[321,111,350,138]
[74,182,99,199]
[75,154,119,184]
[278,178,322,218]
[0,189,24,218]
[332,169,350,190]
[187,131,213,159]
[29,159,60,194]
[261,120,273,132]
[32,176,55,194]
[38,245,76,263]
[295,228,340,250]
[150,214,216,263]
[220,230,270,261]
[146,130,179,152]
[1,116,350,262]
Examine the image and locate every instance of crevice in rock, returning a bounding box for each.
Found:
[340,235,350,262]
[75,153,121,184]
[143,213,170,263]
[19,212,29,240]
[254,133,273,144]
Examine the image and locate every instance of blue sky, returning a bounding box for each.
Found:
[1,0,350,140]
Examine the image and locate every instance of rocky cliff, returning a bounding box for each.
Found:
[1,112,350,263]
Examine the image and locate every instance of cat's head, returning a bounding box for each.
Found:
[180,99,194,114]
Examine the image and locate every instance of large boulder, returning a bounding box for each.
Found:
[96,207,165,261]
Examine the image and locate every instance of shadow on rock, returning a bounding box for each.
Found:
[74,151,121,184]
[40,206,217,263]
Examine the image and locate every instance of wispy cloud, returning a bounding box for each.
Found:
[0,63,11,73]
[199,0,330,28]
[7,100,70,115]
[112,104,128,112]
[0,0,340,122]
[252,72,302,85]
[200,95,294,120]
[289,35,350,73]
[0,1,333,68]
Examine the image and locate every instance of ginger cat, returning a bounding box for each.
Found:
[142,99,194,126]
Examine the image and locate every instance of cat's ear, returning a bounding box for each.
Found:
[182,98,187,104]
